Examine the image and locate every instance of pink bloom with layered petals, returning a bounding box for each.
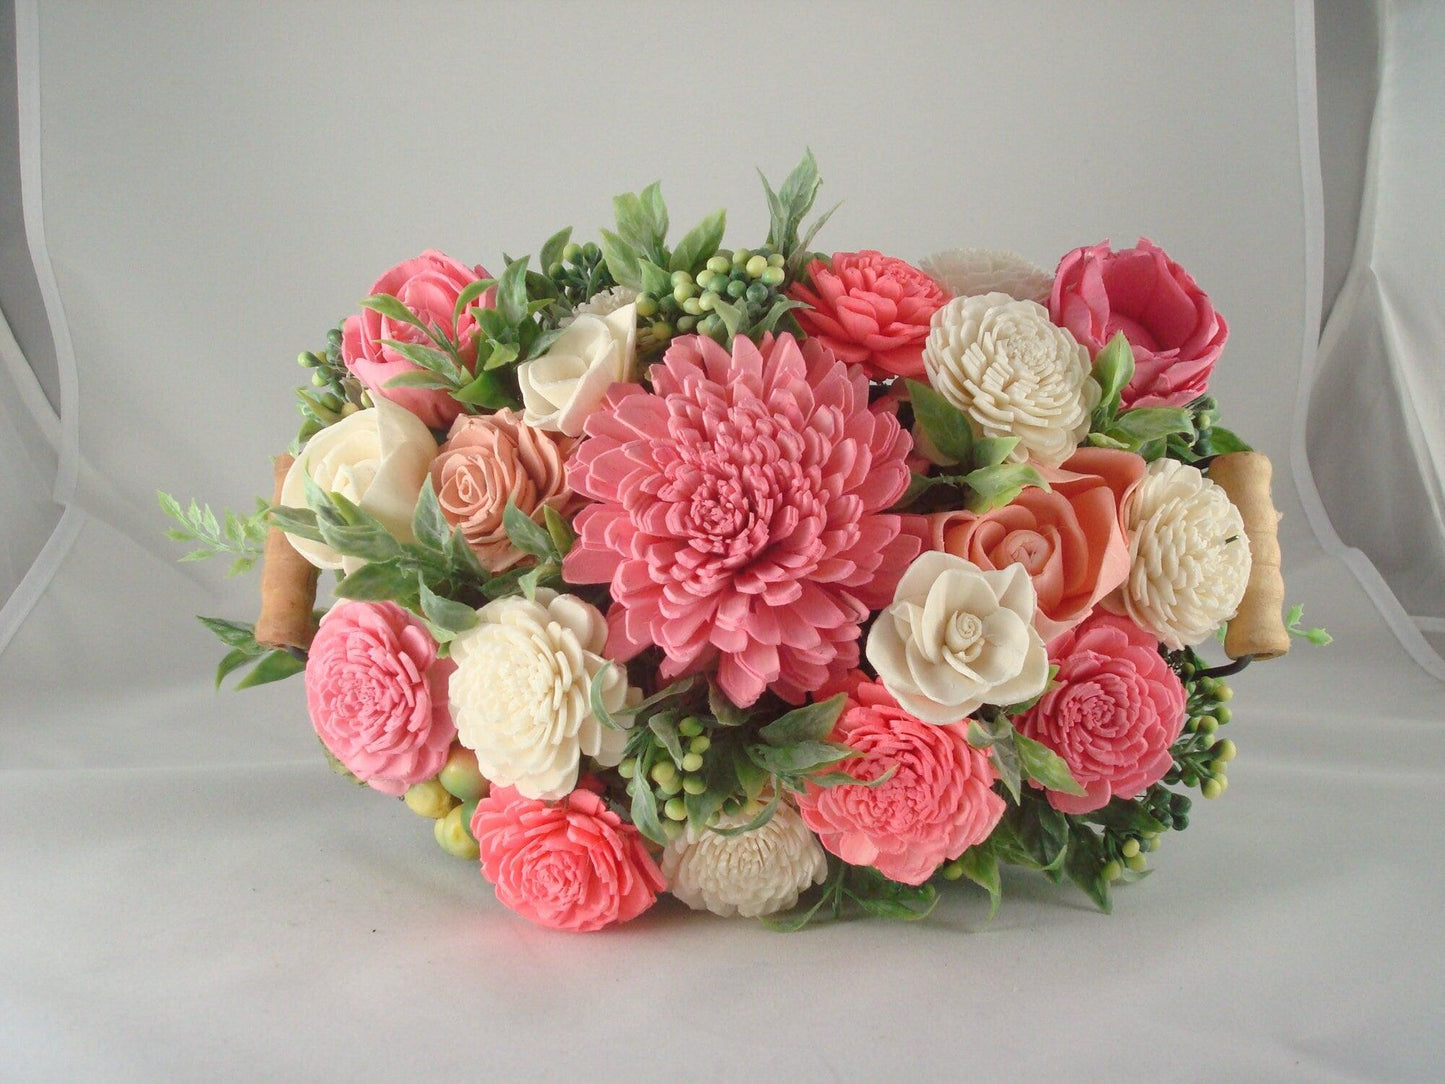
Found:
[789,251,950,380]
[1050,237,1227,408]
[470,784,665,932]
[304,601,455,796]
[796,674,1004,884]
[563,333,920,707]
[342,250,495,429]
[1016,612,1186,814]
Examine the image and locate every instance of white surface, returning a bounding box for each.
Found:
[3,1,1443,1080]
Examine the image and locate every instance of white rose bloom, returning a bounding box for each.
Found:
[448,589,631,800]
[517,302,638,437]
[563,285,638,324]
[280,398,437,572]
[920,248,1055,305]
[867,551,1050,724]
[662,803,827,918]
[1116,458,1252,649]
[923,292,1100,468]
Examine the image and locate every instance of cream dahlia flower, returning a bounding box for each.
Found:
[449,589,631,800]
[866,551,1051,724]
[922,292,1100,468]
[920,248,1055,305]
[661,803,828,918]
[1114,458,1251,649]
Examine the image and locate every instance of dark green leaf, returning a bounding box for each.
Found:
[647,714,685,767]
[732,742,769,800]
[955,845,1002,920]
[709,788,781,837]
[710,297,744,337]
[481,342,519,372]
[417,576,478,635]
[1198,425,1251,455]
[215,647,259,688]
[991,736,1022,802]
[267,505,325,543]
[383,370,453,390]
[1013,731,1086,796]
[628,762,668,847]
[411,478,450,552]
[751,296,808,336]
[708,681,751,727]
[451,277,497,329]
[1064,825,1113,913]
[379,339,465,384]
[197,616,260,651]
[317,520,402,563]
[334,561,415,602]
[747,739,853,776]
[452,368,516,409]
[777,148,821,224]
[906,380,975,464]
[542,505,575,556]
[232,649,307,690]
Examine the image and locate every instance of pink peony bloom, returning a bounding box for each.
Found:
[470,784,665,932]
[1050,238,1228,409]
[563,332,920,707]
[928,447,1146,641]
[429,409,581,572]
[789,251,950,380]
[796,674,1004,884]
[1016,612,1186,814]
[304,601,455,796]
[342,250,495,429]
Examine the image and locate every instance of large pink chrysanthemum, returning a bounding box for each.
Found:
[563,333,920,707]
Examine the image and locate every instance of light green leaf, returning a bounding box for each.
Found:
[197,616,260,651]
[215,647,259,688]
[1090,331,1136,426]
[1013,730,1087,796]
[417,576,478,635]
[807,764,898,789]
[710,296,744,337]
[452,368,516,409]
[756,694,846,747]
[963,462,1049,513]
[502,501,556,559]
[751,296,808,336]
[481,341,519,372]
[542,505,575,556]
[1109,406,1194,445]
[669,209,726,273]
[598,229,644,291]
[233,649,307,690]
[747,739,853,776]
[588,663,624,731]
[648,714,685,767]
[411,478,450,552]
[906,380,974,464]
[971,436,1020,469]
[496,256,530,327]
[637,259,672,298]
[451,277,497,329]
[361,293,428,333]
[538,227,572,274]
[334,561,415,602]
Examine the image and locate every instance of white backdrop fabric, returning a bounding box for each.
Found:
[3,2,1443,1080]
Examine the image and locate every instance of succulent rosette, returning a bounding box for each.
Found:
[167,151,1319,934]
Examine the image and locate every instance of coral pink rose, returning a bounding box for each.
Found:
[796,674,1004,884]
[470,784,665,932]
[342,250,494,429]
[429,409,581,572]
[563,332,919,708]
[1015,612,1186,814]
[789,251,949,380]
[304,601,455,796]
[929,447,1146,641]
[1050,237,1227,408]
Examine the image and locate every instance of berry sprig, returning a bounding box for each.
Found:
[635,246,797,353]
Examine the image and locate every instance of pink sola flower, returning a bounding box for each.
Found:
[563,333,921,707]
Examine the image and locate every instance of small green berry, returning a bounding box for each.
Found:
[676,315,697,332]
[682,297,703,316]
[649,321,672,340]
[581,242,600,262]
[434,804,480,860]
[1125,853,1148,873]
[697,292,716,312]
[768,252,785,269]
[707,255,731,275]
[744,282,767,305]
[723,796,743,815]
[1196,715,1219,736]
[941,861,964,881]
[663,818,685,841]
[1145,835,1161,852]
[682,775,707,795]
[438,746,487,801]
[659,775,683,797]
[678,717,704,738]
[760,266,785,287]
[297,351,318,368]
[1215,682,1234,702]
[688,736,711,755]
[681,752,704,773]
[650,761,677,786]
[732,248,752,266]
[745,254,768,278]
[1121,838,1141,859]
[664,797,688,821]
[1215,706,1232,725]
[1214,739,1237,762]
[635,294,657,317]
[404,780,457,820]
[618,758,637,780]
[699,314,722,337]
[1102,860,1123,882]
[671,269,692,287]
[562,242,581,263]
[1201,777,1224,799]
[726,279,747,298]
[672,282,697,303]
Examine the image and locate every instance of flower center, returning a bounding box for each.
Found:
[944,611,985,661]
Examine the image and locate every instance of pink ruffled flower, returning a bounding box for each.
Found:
[1050,238,1227,409]
[789,251,949,380]
[928,447,1146,641]
[563,333,920,707]
[342,250,495,429]
[796,674,1004,884]
[304,601,455,796]
[470,784,665,932]
[1016,612,1186,814]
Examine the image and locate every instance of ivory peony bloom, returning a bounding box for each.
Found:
[448,590,631,800]
[796,674,1004,884]
[304,601,455,796]
[517,303,638,437]
[661,802,827,918]
[562,332,920,707]
[920,248,1054,305]
[429,409,579,572]
[1110,458,1251,649]
[867,551,1050,724]
[471,784,665,932]
[922,292,1100,468]
[280,399,438,572]
[1016,612,1186,813]
[929,447,1146,641]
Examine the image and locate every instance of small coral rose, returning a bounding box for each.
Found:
[304,601,454,796]
[470,784,665,932]
[1015,612,1186,813]
[789,251,949,379]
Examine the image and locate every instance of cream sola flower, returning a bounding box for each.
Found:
[920,248,1055,305]
[563,285,638,322]
[922,292,1100,468]
[661,802,828,918]
[448,589,633,800]
[1111,457,1251,649]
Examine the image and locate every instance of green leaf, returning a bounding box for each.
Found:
[956,844,1002,920]
[751,296,808,336]
[478,341,518,372]
[1000,663,1059,715]
[991,736,1022,802]
[708,681,751,727]
[1084,798,1168,836]
[807,763,898,789]
[684,747,736,831]
[1064,825,1113,913]
[777,148,821,225]
[965,713,1013,748]
[215,647,259,688]
[588,663,625,731]
[496,257,530,327]
[598,229,644,291]
[334,561,415,602]
[614,188,668,263]
[971,436,1020,469]
[452,368,516,409]
[1090,331,1136,428]
[1197,425,1251,455]
[383,370,453,391]
[157,490,184,522]
[732,742,769,801]
[502,501,556,559]
[710,296,744,337]
[517,559,557,600]
[963,462,1049,513]
[417,576,478,635]
[647,714,686,767]
[360,293,430,334]
[637,259,673,298]
[267,505,325,543]
[756,694,846,746]
[538,227,572,274]
[791,202,841,270]
[1085,431,1133,451]
[639,181,669,256]
[1013,731,1087,796]
[316,520,402,563]
[451,277,497,329]
[747,739,852,776]
[411,478,450,552]
[906,380,975,464]
[1109,406,1194,445]
[542,505,575,556]
[197,616,260,651]
[669,209,726,273]
[232,649,307,690]
[709,789,781,838]
[628,762,669,847]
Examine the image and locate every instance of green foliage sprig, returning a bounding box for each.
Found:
[763,859,939,931]
[197,616,306,690]
[158,492,269,576]
[757,148,841,279]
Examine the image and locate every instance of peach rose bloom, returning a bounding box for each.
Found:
[929,447,1146,641]
[429,409,581,572]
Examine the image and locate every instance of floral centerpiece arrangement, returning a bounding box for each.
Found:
[162,153,1328,931]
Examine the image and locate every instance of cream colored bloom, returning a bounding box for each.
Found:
[517,303,638,437]
[280,398,437,571]
[923,292,1099,468]
[1116,458,1251,649]
[867,551,1050,724]
[449,589,631,800]
[662,803,827,918]
[920,248,1054,305]
[564,285,638,323]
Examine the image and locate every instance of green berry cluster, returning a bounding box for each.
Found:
[547,241,613,314]
[399,745,489,860]
[295,324,367,443]
[1166,650,1237,799]
[618,715,719,841]
[635,247,788,350]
